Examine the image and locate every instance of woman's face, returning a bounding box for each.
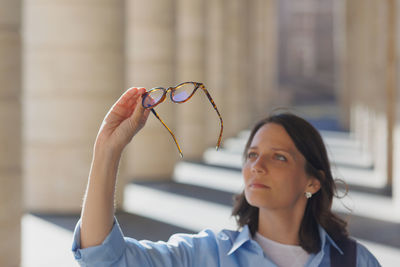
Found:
[242,123,319,212]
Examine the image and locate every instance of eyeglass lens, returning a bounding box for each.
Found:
[171,83,195,102]
[143,88,164,108]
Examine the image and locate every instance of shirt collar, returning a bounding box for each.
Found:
[227,225,252,255]
[227,224,344,255]
[318,225,344,255]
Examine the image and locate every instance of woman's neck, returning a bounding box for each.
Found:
[257,206,305,246]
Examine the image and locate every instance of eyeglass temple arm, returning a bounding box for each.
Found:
[199,84,224,150]
[150,108,183,158]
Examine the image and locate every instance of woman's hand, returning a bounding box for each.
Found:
[95,87,150,153]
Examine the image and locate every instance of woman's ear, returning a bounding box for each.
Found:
[307,178,321,194]
[307,171,323,194]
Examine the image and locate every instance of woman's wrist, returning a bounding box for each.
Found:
[93,136,125,157]
[93,144,121,168]
[90,142,123,182]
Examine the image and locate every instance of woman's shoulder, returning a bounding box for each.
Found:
[354,241,381,266]
[329,237,381,267]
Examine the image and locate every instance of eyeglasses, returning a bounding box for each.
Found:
[142,81,223,157]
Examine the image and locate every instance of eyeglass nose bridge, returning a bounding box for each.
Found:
[165,86,175,102]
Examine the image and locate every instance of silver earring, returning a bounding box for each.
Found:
[305,192,312,199]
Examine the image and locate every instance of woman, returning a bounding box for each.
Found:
[72,87,380,266]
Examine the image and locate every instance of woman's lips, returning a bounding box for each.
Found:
[249,183,269,189]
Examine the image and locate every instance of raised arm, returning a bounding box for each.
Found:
[80,87,150,249]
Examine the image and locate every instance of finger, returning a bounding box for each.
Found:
[118,87,144,106]
[124,88,146,113]
[127,87,147,107]
[133,92,148,118]
[129,92,150,130]
[133,88,148,107]
[105,87,146,122]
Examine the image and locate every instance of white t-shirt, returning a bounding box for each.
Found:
[254,232,310,267]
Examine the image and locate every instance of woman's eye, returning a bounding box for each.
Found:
[247,152,257,159]
[274,154,287,161]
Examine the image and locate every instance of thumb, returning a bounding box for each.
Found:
[129,95,150,135]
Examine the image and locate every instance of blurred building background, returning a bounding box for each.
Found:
[1,0,400,266]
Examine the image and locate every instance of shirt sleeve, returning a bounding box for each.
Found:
[71,218,127,267]
[356,242,382,267]
[71,217,220,267]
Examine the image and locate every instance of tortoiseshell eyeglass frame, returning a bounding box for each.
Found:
[141,81,223,157]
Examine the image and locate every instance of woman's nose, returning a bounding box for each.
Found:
[251,157,267,173]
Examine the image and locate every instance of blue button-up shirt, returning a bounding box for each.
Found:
[72,218,381,266]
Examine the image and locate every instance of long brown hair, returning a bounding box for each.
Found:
[232,113,348,253]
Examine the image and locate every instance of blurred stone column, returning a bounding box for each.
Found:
[223,0,250,137]
[346,0,367,145]
[347,0,392,184]
[367,0,391,183]
[333,0,349,130]
[395,92,400,207]
[385,0,396,188]
[24,0,124,211]
[253,0,278,121]
[346,0,377,175]
[175,0,207,159]
[391,0,399,207]
[124,0,177,178]
[0,0,22,265]
[246,0,258,122]
[392,1,400,208]
[205,0,225,147]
